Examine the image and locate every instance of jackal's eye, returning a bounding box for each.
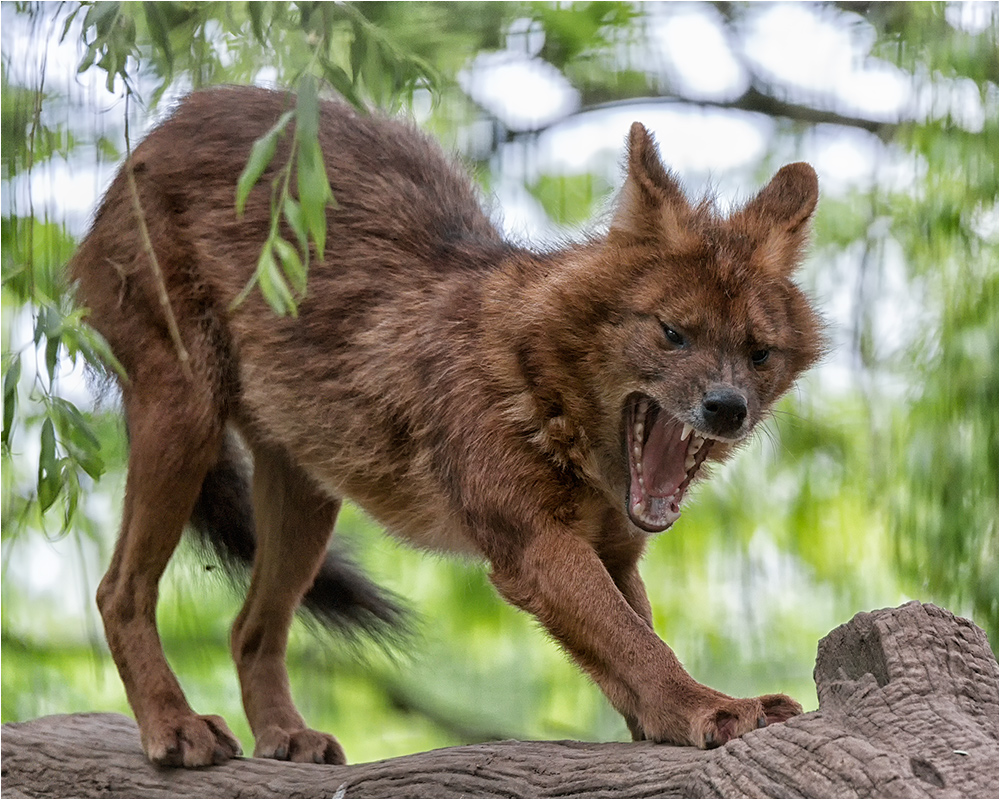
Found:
[661,323,686,347]
[751,347,771,366]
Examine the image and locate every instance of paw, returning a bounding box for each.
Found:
[254,725,347,764]
[695,693,803,749]
[757,692,803,725]
[142,713,242,767]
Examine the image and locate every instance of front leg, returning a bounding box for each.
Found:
[603,556,655,741]
[490,525,800,747]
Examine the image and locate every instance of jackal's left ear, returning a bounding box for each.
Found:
[610,123,693,246]
[737,162,819,276]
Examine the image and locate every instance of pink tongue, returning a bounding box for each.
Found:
[642,415,687,498]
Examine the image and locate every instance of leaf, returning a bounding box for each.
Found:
[283,195,309,252]
[96,135,120,160]
[33,305,50,346]
[273,236,307,295]
[3,353,21,449]
[229,275,257,311]
[63,423,105,482]
[72,323,128,381]
[296,139,332,257]
[50,397,101,450]
[37,418,61,513]
[142,1,174,77]
[85,1,121,36]
[77,44,98,74]
[34,304,65,384]
[256,239,297,316]
[235,110,294,215]
[275,75,334,298]
[295,73,321,149]
[247,0,266,43]
[320,58,365,111]
[349,23,368,85]
[62,467,81,533]
[60,5,82,43]
[102,51,119,92]
[44,337,61,387]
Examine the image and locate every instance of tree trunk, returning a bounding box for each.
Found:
[2,602,997,798]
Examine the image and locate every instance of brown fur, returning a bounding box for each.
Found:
[71,86,823,767]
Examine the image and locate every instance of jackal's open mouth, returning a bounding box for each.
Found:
[625,395,716,533]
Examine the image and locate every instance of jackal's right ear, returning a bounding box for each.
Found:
[610,123,692,245]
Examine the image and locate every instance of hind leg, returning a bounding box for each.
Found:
[230,440,346,764]
[97,365,241,767]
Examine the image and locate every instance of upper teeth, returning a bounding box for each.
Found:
[634,416,712,479]
[684,432,707,471]
[633,403,715,472]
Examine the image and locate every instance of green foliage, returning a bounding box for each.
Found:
[527,172,611,227]
[828,3,999,644]
[64,1,444,316]
[70,2,139,93]
[533,1,639,69]
[1,213,115,542]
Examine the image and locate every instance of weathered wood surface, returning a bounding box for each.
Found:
[2,602,997,798]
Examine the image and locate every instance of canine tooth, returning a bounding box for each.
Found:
[685,454,696,470]
[681,423,693,441]
[632,501,643,517]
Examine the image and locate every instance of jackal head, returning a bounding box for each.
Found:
[592,123,824,532]
[494,124,825,534]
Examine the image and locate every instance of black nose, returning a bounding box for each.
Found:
[701,388,747,436]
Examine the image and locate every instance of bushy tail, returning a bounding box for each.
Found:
[188,431,406,639]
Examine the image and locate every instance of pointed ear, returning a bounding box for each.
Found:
[736,162,819,276]
[610,123,692,244]
[744,162,818,232]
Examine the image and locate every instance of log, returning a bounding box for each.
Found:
[2,602,997,798]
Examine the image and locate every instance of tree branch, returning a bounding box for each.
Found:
[2,603,997,798]
[122,96,193,381]
[570,84,900,141]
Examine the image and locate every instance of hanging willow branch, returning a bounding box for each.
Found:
[122,94,192,380]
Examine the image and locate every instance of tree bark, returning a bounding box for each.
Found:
[2,602,997,799]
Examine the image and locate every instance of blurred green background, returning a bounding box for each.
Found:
[2,1,997,765]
